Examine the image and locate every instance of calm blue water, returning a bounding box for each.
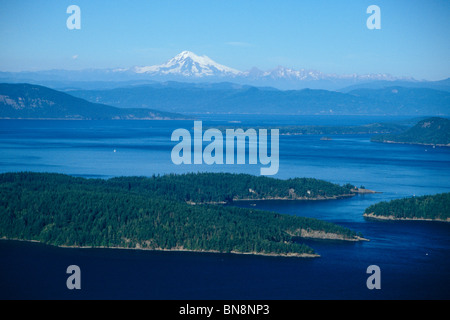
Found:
[0,117,449,300]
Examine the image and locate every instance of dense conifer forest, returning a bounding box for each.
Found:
[0,172,363,257]
[107,172,356,203]
[364,192,450,221]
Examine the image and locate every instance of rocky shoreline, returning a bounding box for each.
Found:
[287,229,369,242]
[1,237,320,258]
[363,213,450,222]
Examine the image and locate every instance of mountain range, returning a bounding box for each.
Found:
[1,51,449,118]
[2,51,448,91]
[131,51,399,83]
[1,81,449,118]
[69,82,450,116]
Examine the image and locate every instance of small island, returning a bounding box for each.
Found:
[363,192,450,222]
[0,172,366,258]
[371,117,450,147]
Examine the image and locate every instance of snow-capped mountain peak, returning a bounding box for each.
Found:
[135,51,242,77]
[130,50,405,88]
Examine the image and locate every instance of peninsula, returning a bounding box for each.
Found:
[371,117,450,147]
[0,172,366,258]
[0,83,187,120]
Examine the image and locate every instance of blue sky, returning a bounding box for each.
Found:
[0,0,449,80]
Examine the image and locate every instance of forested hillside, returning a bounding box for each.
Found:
[371,117,450,146]
[0,83,186,120]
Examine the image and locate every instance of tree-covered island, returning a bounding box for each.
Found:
[364,193,450,222]
[0,172,367,258]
